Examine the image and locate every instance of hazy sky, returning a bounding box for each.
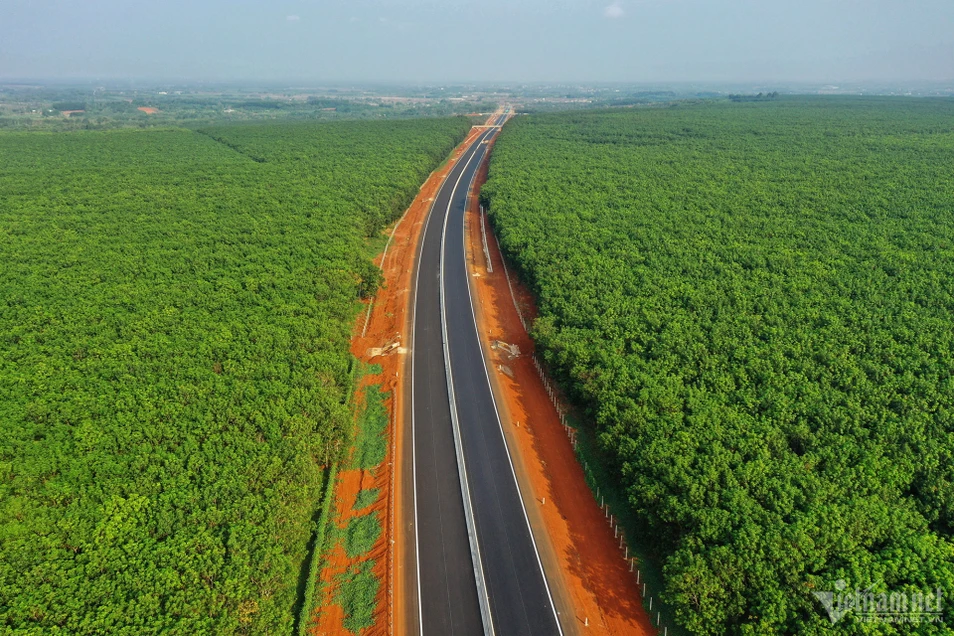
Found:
[1,0,952,83]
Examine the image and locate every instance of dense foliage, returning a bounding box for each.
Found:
[0,117,470,634]
[482,98,954,634]
[335,560,378,634]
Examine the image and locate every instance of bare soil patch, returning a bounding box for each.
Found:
[308,122,490,635]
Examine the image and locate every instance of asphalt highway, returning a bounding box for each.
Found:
[412,114,562,636]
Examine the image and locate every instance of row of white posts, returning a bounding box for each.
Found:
[479,206,494,274]
[529,351,670,635]
[496,224,671,635]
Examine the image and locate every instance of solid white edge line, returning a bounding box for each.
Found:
[412,131,475,636]
[459,119,567,636]
[410,148,439,636]
[411,127,496,636]
[440,129,498,636]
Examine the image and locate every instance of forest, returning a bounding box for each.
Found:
[0,117,470,634]
[481,98,954,634]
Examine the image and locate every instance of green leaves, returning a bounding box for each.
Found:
[483,99,954,634]
[335,560,378,634]
[344,514,382,560]
[0,117,470,633]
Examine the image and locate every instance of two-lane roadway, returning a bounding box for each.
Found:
[411,113,563,636]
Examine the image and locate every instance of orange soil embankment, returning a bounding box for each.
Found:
[308,118,495,636]
[465,145,658,635]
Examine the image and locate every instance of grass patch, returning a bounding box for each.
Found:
[344,512,381,559]
[335,560,379,634]
[353,383,389,470]
[353,488,379,511]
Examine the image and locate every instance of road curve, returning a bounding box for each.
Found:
[412,113,563,636]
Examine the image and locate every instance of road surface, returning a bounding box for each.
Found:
[411,113,563,636]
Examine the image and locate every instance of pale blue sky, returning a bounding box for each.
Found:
[1,0,952,82]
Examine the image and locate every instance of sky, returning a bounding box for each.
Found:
[1,0,952,84]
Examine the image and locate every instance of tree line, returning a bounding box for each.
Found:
[0,117,471,633]
[481,98,954,634]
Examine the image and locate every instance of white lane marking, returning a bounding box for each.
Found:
[411,145,440,636]
[457,124,566,635]
[412,134,473,635]
[456,139,538,631]
[439,128,498,636]
[412,128,496,636]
